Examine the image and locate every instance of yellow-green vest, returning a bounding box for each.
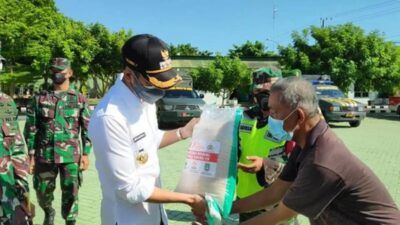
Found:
[236,114,285,198]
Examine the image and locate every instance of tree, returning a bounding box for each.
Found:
[190,63,223,93]
[88,23,132,97]
[0,0,92,86]
[279,23,400,94]
[0,0,132,96]
[0,0,62,92]
[228,41,276,58]
[190,55,251,105]
[169,43,212,56]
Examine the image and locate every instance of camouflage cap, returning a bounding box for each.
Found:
[50,57,71,71]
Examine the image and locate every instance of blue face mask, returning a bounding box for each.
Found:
[127,71,165,104]
[268,109,297,142]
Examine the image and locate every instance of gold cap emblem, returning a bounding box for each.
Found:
[161,49,170,61]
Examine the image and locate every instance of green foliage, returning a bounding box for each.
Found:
[190,55,251,104]
[0,0,131,96]
[88,23,132,97]
[228,41,276,58]
[279,23,400,94]
[169,43,212,56]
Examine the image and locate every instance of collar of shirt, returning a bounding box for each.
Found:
[296,119,329,164]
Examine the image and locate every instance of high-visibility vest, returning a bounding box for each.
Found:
[236,114,285,198]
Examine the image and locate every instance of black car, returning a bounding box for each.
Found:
[156,89,205,128]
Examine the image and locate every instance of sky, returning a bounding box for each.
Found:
[54,0,400,54]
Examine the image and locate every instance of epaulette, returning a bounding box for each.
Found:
[244,106,262,120]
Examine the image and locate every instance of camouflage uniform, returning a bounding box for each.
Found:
[0,93,29,225]
[24,88,91,223]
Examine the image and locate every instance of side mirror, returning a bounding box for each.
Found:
[199,94,204,99]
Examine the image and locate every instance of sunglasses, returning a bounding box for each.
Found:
[253,74,272,85]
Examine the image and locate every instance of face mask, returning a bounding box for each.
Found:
[127,72,165,104]
[254,92,270,111]
[51,73,67,85]
[268,109,297,142]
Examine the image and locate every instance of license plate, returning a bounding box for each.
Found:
[181,112,190,117]
[345,112,354,118]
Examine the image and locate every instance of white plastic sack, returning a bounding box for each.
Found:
[176,105,242,224]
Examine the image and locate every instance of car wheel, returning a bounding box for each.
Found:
[397,106,400,115]
[349,121,361,127]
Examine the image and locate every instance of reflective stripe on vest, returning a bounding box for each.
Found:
[236,116,285,198]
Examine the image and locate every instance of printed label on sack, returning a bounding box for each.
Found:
[184,140,221,177]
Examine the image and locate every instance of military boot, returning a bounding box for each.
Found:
[43,208,55,225]
[66,221,76,225]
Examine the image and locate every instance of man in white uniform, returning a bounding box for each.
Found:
[89,34,206,225]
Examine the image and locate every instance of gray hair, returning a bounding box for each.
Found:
[271,77,319,117]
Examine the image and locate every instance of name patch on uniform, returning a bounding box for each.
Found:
[239,124,252,133]
[133,132,146,143]
[264,131,281,143]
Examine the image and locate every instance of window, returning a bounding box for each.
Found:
[316,89,345,98]
[164,90,198,98]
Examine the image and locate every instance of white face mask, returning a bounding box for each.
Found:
[268,109,297,142]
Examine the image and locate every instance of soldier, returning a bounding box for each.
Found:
[24,58,92,225]
[0,92,30,225]
[236,67,298,224]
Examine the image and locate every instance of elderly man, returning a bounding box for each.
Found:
[231,77,400,225]
[236,68,297,224]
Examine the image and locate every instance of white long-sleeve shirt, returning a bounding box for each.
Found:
[88,80,167,225]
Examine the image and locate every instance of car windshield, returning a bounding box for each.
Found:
[316,89,345,98]
[164,90,198,98]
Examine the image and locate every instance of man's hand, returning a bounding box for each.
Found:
[180,118,200,139]
[264,159,285,184]
[238,156,264,173]
[80,155,90,171]
[189,194,207,224]
[28,156,35,175]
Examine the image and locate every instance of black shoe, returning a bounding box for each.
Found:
[66,221,76,225]
[43,208,55,225]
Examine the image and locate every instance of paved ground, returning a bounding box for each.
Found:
[21,113,400,225]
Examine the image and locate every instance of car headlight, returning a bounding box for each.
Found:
[328,106,340,112]
[164,105,174,110]
[358,106,364,112]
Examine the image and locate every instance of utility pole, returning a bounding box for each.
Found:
[272,0,277,33]
[0,41,4,92]
[0,41,5,72]
[320,17,332,28]
[272,0,278,50]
